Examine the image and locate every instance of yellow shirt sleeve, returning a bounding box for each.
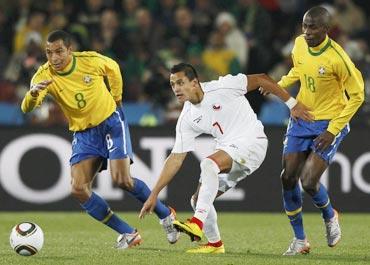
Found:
[21,67,50,113]
[96,54,123,103]
[327,54,365,135]
[278,43,300,88]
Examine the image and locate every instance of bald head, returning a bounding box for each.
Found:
[302,6,331,47]
[304,6,331,29]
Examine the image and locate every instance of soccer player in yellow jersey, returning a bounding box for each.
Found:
[21,30,179,249]
[278,7,364,255]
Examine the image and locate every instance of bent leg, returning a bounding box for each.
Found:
[300,152,334,220]
[281,152,308,240]
[72,157,134,234]
[110,158,170,219]
[193,149,233,226]
[191,185,223,244]
[173,150,232,241]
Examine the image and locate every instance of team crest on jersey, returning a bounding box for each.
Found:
[83,75,92,84]
[318,66,325,75]
[212,103,221,111]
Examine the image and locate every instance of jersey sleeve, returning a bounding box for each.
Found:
[172,104,200,153]
[95,53,123,103]
[327,52,365,135]
[278,38,300,89]
[216,73,247,95]
[21,67,49,113]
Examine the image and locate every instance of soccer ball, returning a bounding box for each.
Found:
[9,222,44,256]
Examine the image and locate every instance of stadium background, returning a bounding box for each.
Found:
[0,0,369,212]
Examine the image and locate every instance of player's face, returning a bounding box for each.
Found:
[302,14,327,47]
[170,72,198,104]
[45,40,72,71]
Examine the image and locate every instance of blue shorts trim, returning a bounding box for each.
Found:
[69,106,133,170]
[283,118,350,163]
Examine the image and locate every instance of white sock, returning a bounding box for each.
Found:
[191,196,221,243]
[194,158,220,224]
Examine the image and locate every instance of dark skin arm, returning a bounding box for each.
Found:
[247,74,314,122]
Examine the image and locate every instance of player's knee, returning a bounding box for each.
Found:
[280,169,297,189]
[113,176,133,191]
[300,177,318,195]
[200,158,220,175]
[71,183,89,201]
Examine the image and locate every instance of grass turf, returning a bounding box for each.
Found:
[1,212,369,265]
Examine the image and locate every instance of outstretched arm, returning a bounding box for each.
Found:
[247,74,291,101]
[21,80,53,113]
[247,73,314,122]
[139,152,187,218]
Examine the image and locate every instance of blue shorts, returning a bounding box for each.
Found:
[70,106,133,171]
[283,118,350,163]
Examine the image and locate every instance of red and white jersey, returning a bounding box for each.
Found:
[172,74,266,153]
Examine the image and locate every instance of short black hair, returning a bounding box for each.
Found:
[306,6,331,28]
[47,30,72,47]
[170,63,198,81]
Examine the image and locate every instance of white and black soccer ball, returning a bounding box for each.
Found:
[9,222,44,256]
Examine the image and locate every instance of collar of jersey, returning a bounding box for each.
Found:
[308,35,331,56]
[56,55,76,76]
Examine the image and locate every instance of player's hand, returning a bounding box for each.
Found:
[290,101,314,122]
[258,87,270,96]
[314,130,335,151]
[30,80,53,97]
[139,193,157,219]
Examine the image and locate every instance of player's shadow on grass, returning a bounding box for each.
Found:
[36,256,83,260]
[231,251,370,263]
[137,246,185,253]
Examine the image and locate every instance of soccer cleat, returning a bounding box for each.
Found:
[160,207,180,244]
[186,242,225,254]
[325,209,341,247]
[283,238,310,256]
[173,220,204,242]
[116,230,142,249]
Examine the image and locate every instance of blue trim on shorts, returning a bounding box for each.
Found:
[283,118,350,163]
[69,106,133,171]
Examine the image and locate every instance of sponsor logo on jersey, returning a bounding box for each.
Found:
[193,116,202,123]
[212,104,221,111]
[83,75,92,84]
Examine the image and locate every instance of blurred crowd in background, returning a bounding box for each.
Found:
[0,0,369,127]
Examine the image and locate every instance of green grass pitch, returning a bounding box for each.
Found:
[1,212,369,265]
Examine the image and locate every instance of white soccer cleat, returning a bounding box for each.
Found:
[116,230,142,249]
[283,238,310,256]
[325,210,341,247]
[160,207,180,244]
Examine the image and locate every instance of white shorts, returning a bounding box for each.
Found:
[199,137,268,193]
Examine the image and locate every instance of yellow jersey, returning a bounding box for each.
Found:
[21,51,123,131]
[278,35,364,135]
